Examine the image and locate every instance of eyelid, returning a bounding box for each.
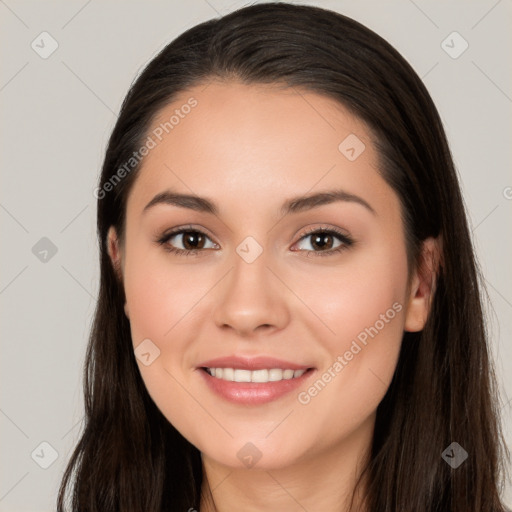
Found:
[291,225,353,253]
[158,223,349,242]
[156,224,219,249]
[158,224,217,242]
[295,224,351,240]
[156,223,354,255]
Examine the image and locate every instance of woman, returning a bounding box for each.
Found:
[57,3,510,511]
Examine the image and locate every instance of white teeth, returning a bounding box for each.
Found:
[283,369,295,379]
[206,367,307,383]
[251,369,269,383]
[234,369,252,382]
[222,368,234,381]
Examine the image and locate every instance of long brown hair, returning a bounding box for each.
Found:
[57,3,510,510]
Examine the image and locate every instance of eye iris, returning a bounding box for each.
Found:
[183,231,204,250]
[311,233,333,251]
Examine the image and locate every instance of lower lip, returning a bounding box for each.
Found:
[197,368,315,405]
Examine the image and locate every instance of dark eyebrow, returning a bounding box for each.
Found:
[142,188,376,216]
[280,189,376,216]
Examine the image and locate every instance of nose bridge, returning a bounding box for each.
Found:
[212,235,289,334]
[231,237,271,293]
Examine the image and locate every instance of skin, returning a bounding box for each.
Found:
[107,81,439,512]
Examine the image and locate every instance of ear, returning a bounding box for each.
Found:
[404,236,442,332]
[106,226,130,319]
[106,226,123,278]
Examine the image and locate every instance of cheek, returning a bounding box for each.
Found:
[123,247,199,346]
[122,251,205,432]
[294,245,408,423]
[122,246,218,399]
[294,240,408,339]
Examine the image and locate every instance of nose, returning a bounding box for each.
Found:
[212,247,291,338]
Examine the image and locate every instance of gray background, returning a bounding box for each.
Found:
[1,0,511,510]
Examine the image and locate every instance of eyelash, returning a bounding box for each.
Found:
[156,224,354,258]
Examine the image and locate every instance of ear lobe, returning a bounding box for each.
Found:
[404,236,442,332]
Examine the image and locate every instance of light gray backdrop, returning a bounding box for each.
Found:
[1,1,511,510]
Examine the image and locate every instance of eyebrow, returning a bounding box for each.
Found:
[142,188,376,217]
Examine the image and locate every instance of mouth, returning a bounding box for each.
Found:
[197,366,316,405]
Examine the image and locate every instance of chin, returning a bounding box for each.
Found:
[199,436,308,471]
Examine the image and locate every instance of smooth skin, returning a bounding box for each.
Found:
[107,81,439,512]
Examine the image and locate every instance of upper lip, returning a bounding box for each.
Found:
[198,355,314,371]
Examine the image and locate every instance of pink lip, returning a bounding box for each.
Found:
[197,355,313,371]
[197,367,315,405]
[196,355,316,405]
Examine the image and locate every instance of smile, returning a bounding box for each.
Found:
[198,367,315,405]
[204,367,307,383]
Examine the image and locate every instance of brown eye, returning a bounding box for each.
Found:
[179,231,207,250]
[293,228,354,257]
[157,228,218,256]
[309,232,336,251]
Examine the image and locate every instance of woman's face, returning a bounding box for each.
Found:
[108,81,431,470]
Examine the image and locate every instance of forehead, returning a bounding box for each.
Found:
[125,80,398,221]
